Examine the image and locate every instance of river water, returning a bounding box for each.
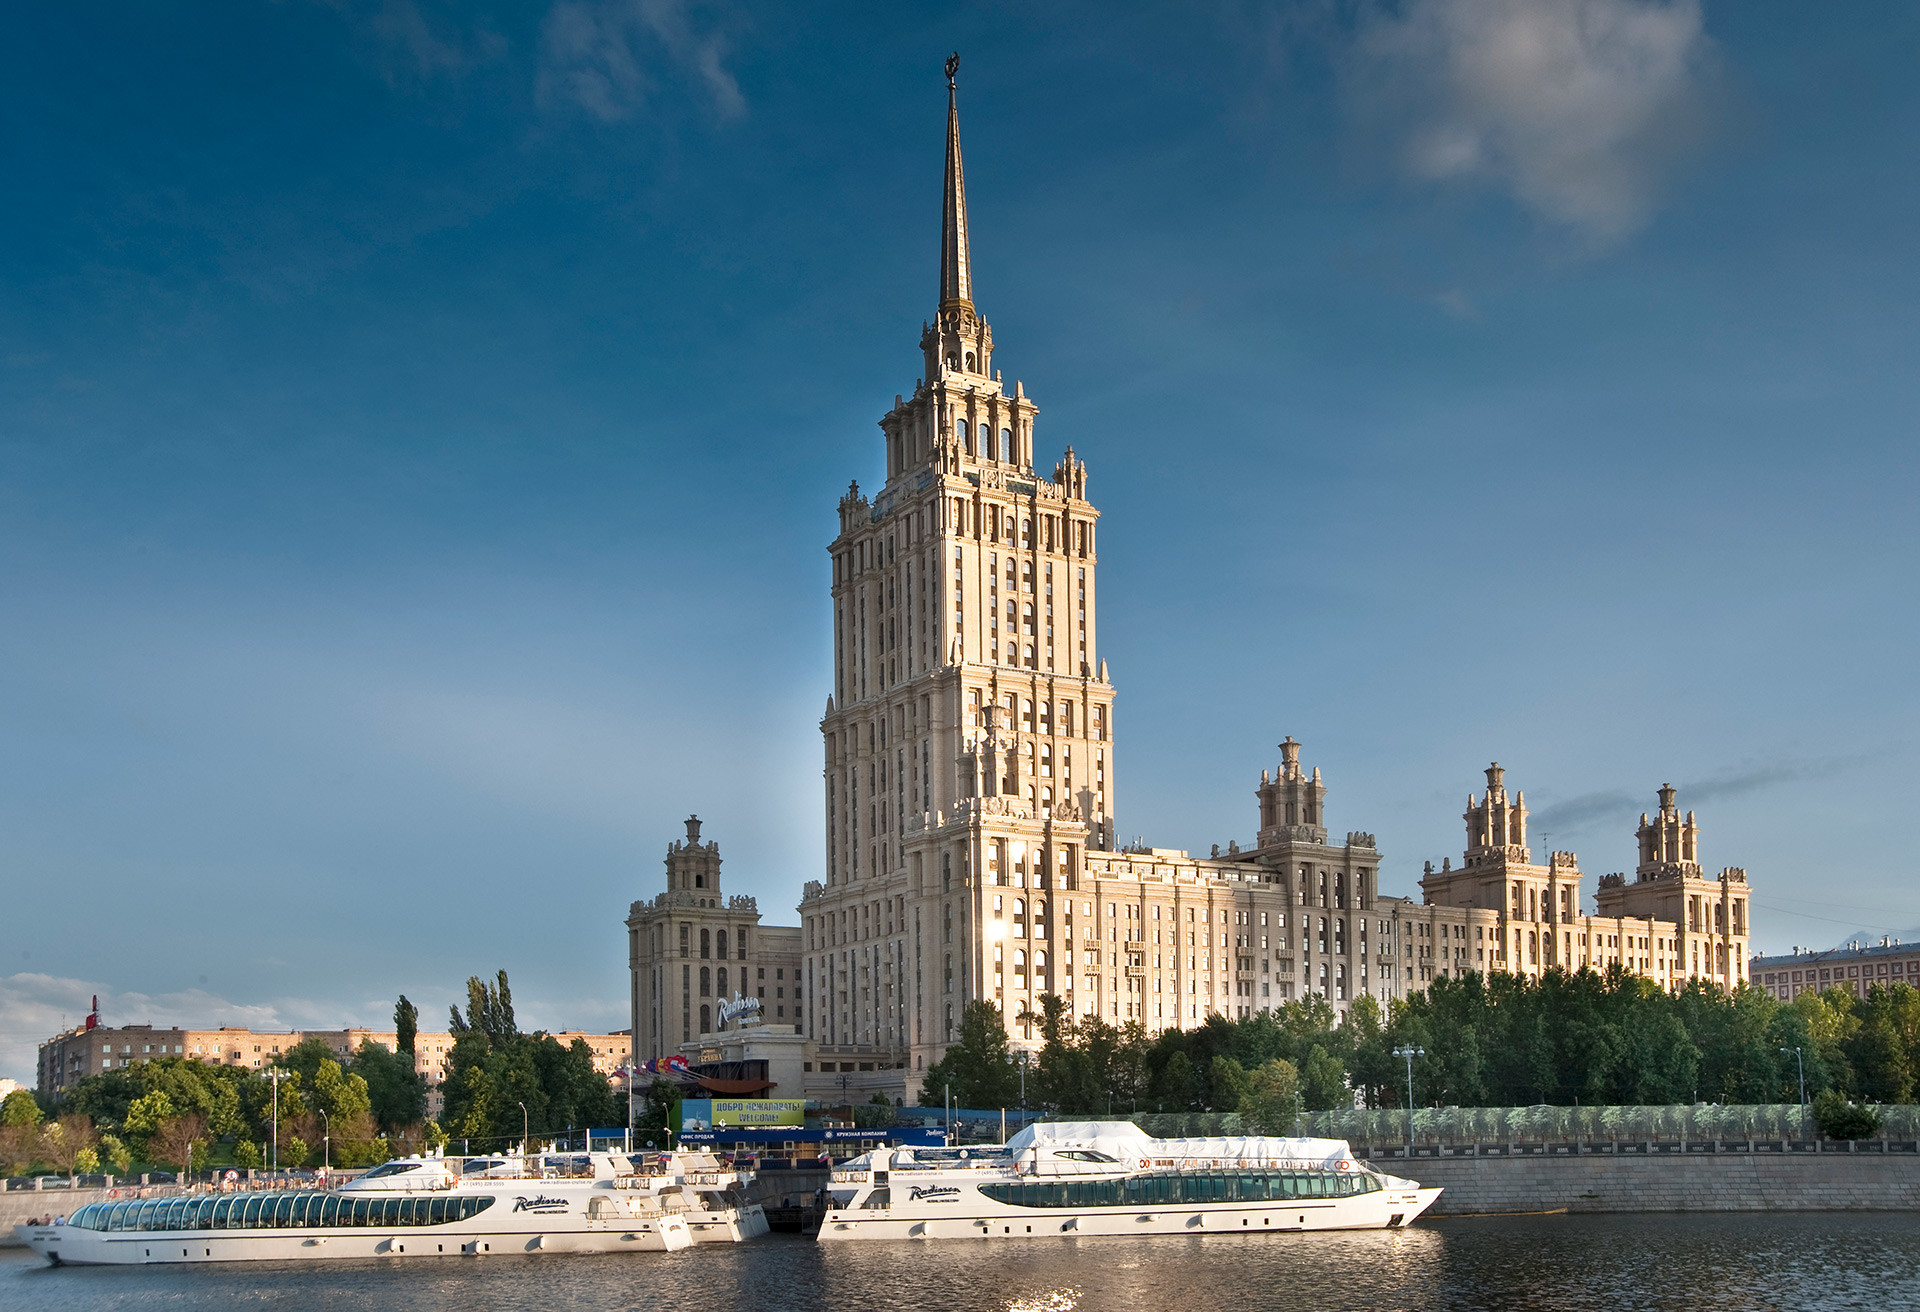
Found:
[5,1214,1914,1312]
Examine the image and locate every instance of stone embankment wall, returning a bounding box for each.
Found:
[2,1187,113,1242]
[1406,1153,1920,1216]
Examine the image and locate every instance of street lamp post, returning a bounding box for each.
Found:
[517,1101,529,1157]
[317,1110,330,1172]
[1392,1046,1425,1155]
[267,1069,285,1172]
[1780,1046,1807,1141]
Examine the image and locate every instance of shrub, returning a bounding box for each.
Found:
[1812,1090,1883,1141]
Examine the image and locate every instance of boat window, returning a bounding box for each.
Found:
[860,1188,891,1210]
[362,1161,423,1179]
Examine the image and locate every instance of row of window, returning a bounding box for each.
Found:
[975,1170,1382,1210]
[71,1193,496,1233]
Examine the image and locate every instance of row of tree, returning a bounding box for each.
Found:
[8,970,623,1176]
[436,971,622,1150]
[924,968,1920,1121]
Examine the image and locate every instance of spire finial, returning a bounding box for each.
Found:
[940,53,972,311]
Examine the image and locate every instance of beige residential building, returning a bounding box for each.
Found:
[625,816,803,1060]
[1753,940,1920,1001]
[37,1022,632,1119]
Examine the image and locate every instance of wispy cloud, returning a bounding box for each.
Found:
[537,0,745,123]
[1343,0,1721,244]
[1531,759,1850,840]
[316,0,507,86]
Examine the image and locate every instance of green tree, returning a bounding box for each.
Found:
[1849,985,1916,1104]
[1237,1058,1302,1134]
[123,1090,177,1144]
[1299,1044,1349,1111]
[98,1133,133,1174]
[1155,1050,1200,1112]
[921,1001,1019,1108]
[313,1058,381,1165]
[395,995,420,1056]
[353,1039,428,1132]
[1208,1056,1249,1112]
[2,1089,44,1126]
[231,1139,262,1170]
[1813,1089,1882,1141]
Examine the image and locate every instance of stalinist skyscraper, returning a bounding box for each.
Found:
[761,62,1755,1103]
[802,57,1118,1073]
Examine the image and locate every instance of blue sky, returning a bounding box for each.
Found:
[3,1,1916,1082]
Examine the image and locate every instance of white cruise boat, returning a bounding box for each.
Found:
[617,1149,770,1243]
[13,1147,768,1266]
[817,1121,1439,1242]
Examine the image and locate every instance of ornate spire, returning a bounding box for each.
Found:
[940,52,972,312]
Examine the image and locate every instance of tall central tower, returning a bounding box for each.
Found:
[801,59,1118,1080]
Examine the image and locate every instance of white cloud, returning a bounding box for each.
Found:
[1348,0,1719,243]
[537,0,744,123]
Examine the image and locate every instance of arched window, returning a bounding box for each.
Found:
[1001,428,1013,462]
[700,966,711,996]
[1021,518,1032,546]
[957,417,970,453]
[1013,949,1027,975]
[717,967,728,997]
[1042,786,1053,815]
[980,422,992,457]
[1013,898,1025,917]
[716,929,728,960]
[1035,949,1047,973]
[700,1005,711,1033]
[700,928,711,958]
[965,350,976,371]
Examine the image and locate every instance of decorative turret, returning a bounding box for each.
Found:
[1256,735,1328,845]
[665,813,722,897]
[1464,762,1530,865]
[1635,783,1701,880]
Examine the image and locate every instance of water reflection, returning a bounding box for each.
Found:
[5,1214,1916,1312]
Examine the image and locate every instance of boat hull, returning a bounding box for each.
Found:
[818,1186,1440,1241]
[14,1206,693,1265]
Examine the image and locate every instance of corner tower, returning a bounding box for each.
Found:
[804,57,1118,1082]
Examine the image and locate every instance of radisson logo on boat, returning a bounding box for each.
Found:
[512,1196,569,1215]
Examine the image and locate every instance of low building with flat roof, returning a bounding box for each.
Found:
[1751,939,1920,1001]
[38,1019,631,1120]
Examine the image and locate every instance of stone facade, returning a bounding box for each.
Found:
[1404,768,1752,993]
[1753,939,1920,1001]
[1400,1150,1920,1216]
[626,816,803,1060]
[643,69,1767,1104]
